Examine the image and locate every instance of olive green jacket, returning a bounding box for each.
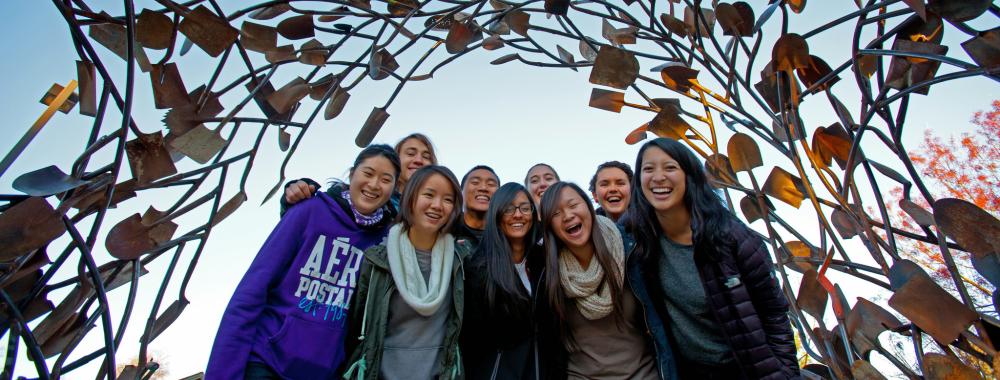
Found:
[342,239,472,380]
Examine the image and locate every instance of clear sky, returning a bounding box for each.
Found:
[0,0,996,378]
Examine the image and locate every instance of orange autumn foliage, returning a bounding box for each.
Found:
[884,100,999,301]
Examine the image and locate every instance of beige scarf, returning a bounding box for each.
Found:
[558,215,624,320]
[386,223,455,317]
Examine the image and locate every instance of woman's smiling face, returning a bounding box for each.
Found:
[640,146,687,215]
[549,186,592,251]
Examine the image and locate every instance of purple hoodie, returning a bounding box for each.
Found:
[206,192,387,379]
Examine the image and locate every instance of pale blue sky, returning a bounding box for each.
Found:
[1,0,996,378]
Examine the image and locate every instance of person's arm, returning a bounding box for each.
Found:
[206,202,309,379]
[735,234,800,375]
[279,178,322,217]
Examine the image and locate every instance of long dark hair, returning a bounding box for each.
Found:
[622,138,736,263]
[539,182,625,343]
[397,165,463,233]
[349,143,401,181]
[475,183,539,317]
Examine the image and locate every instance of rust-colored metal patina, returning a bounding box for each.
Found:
[0,0,998,378]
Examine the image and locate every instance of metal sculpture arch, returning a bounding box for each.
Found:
[0,0,998,378]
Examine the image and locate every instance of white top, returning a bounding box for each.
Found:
[514,258,531,294]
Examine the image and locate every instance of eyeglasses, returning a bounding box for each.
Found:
[502,203,533,216]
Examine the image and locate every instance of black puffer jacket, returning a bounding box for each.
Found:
[461,244,546,380]
[633,220,799,379]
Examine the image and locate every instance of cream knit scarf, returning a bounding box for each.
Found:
[558,215,624,320]
[386,223,456,317]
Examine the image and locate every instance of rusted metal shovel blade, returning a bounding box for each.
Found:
[589,88,625,113]
[145,299,189,342]
[0,197,66,261]
[888,269,978,344]
[178,5,239,57]
[126,131,179,185]
[168,124,227,164]
[12,165,89,197]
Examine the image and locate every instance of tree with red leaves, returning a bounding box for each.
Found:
[883,100,1000,310]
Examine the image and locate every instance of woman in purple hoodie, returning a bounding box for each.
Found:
[206,144,401,380]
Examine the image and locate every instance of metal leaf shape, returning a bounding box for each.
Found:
[727,132,762,172]
[76,60,97,116]
[705,154,738,188]
[309,74,336,100]
[168,124,227,164]
[797,269,828,320]
[324,86,350,120]
[589,88,624,113]
[248,4,291,20]
[105,208,178,260]
[213,192,247,227]
[298,39,328,66]
[787,0,806,13]
[12,165,89,197]
[145,299,189,342]
[625,124,648,145]
[0,197,66,261]
[783,240,820,272]
[933,198,1000,260]
[739,195,770,223]
[178,5,239,57]
[716,2,753,37]
[589,46,639,90]
[126,132,178,185]
[899,199,935,227]
[556,45,575,65]
[869,160,910,187]
[136,9,174,50]
[653,62,699,93]
[762,167,806,208]
[483,35,504,50]
[772,33,810,71]
[277,15,315,40]
[831,207,863,239]
[491,53,519,65]
[387,0,419,17]
[150,63,190,109]
[659,13,688,38]
[356,107,389,147]
[885,39,948,95]
[368,49,399,80]
[240,21,278,53]
[89,22,153,72]
[888,264,978,344]
[921,353,983,379]
[579,39,598,61]
[266,44,296,63]
[683,6,716,36]
[846,298,902,355]
[648,102,690,140]
[544,0,569,15]
[961,26,1000,69]
[446,21,474,54]
[812,123,851,169]
[267,77,309,114]
[796,55,839,90]
[505,10,530,37]
[926,0,991,23]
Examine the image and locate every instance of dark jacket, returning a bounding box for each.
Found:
[452,216,485,250]
[461,244,546,379]
[342,238,473,380]
[533,226,680,380]
[629,220,799,379]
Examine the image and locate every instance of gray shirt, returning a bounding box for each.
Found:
[380,249,451,379]
[657,237,734,366]
[565,282,658,379]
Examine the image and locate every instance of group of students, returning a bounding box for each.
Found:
[205,133,801,380]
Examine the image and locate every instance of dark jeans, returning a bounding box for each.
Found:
[244,362,280,380]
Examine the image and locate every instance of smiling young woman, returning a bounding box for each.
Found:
[536,182,671,380]
[462,183,547,379]
[524,163,560,207]
[343,165,472,380]
[206,144,401,380]
[623,138,799,379]
[589,161,633,222]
